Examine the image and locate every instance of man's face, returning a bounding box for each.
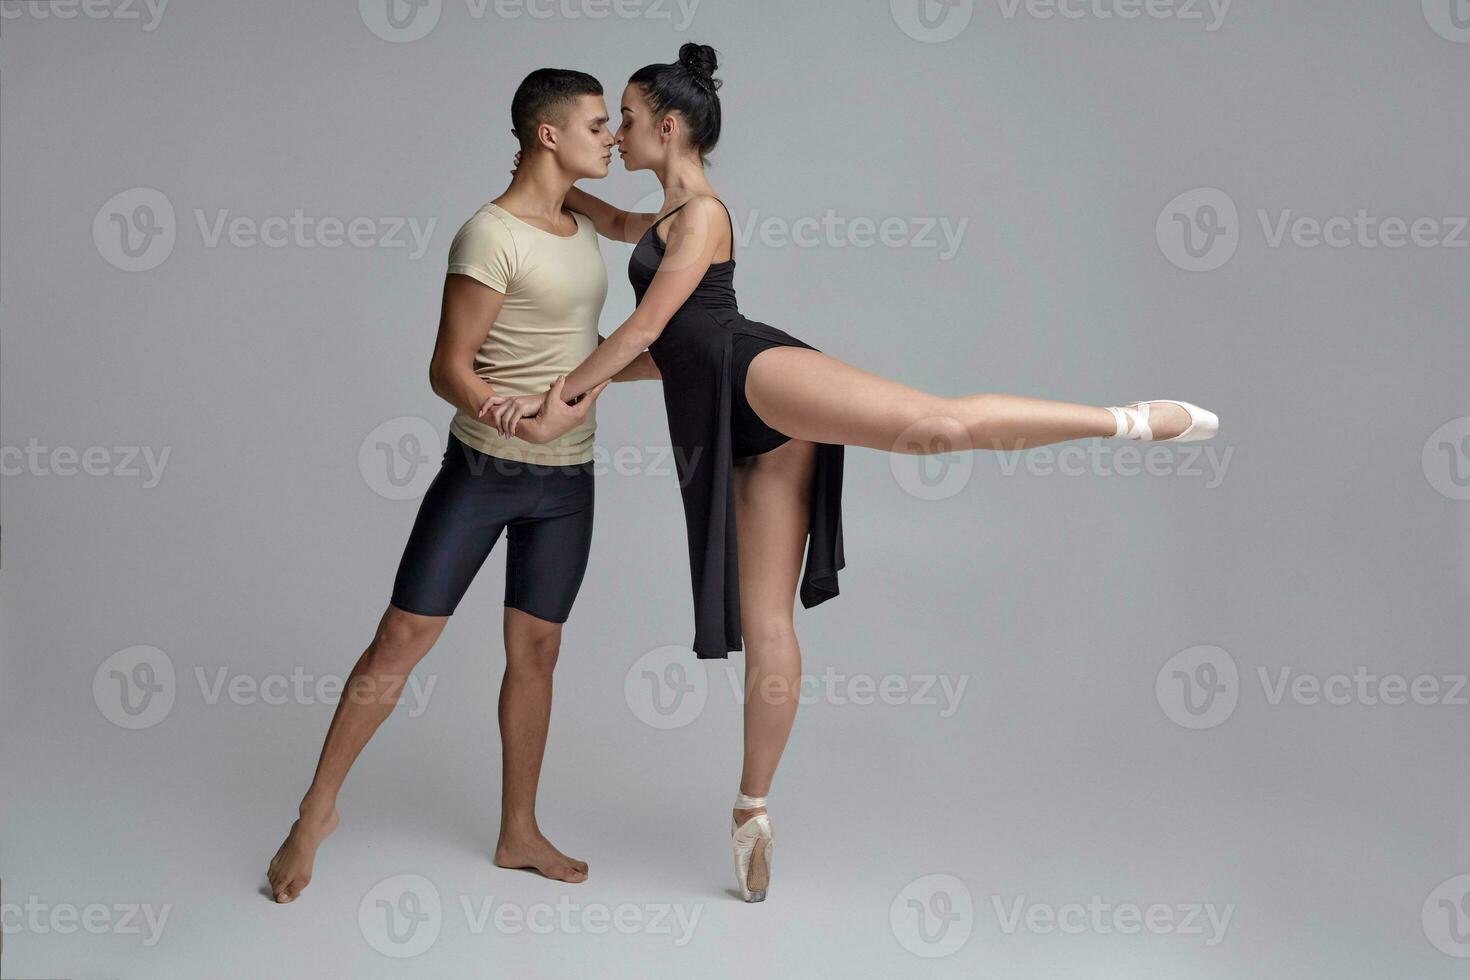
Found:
[550,93,615,179]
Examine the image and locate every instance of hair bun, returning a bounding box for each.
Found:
[678,42,719,84]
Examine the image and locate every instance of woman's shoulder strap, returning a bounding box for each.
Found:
[652,196,735,260]
[651,201,691,229]
[672,195,735,259]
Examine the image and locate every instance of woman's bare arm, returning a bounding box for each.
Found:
[560,196,726,400]
[601,334,662,381]
[565,185,657,244]
[489,196,725,440]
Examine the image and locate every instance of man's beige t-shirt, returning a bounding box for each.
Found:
[446,201,608,465]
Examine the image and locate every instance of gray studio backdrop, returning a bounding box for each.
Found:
[3,1,1469,976]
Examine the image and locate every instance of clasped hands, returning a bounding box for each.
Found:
[478,375,610,444]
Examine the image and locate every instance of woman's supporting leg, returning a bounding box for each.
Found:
[730,437,818,829]
[744,346,1191,452]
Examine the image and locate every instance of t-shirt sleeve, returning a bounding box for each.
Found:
[446,211,517,292]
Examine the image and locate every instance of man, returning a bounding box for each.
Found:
[266,68,658,902]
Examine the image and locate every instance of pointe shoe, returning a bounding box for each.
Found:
[1105,399,1219,443]
[732,791,773,903]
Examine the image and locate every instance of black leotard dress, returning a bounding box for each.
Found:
[630,198,846,660]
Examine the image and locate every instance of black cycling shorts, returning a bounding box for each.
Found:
[389,431,595,623]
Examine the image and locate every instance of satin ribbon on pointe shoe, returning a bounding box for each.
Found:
[732,792,773,902]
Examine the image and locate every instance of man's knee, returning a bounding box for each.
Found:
[370,605,444,672]
[505,610,563,674]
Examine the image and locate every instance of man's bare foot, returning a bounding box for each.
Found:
[267,809,339,903]
[494,828,589,883]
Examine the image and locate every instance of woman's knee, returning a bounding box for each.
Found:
[740,617,801,704]
[742,616,798,651]
[894,400,975,455]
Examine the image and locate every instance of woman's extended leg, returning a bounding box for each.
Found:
[744,347,1194,452]
[729,437,817,884]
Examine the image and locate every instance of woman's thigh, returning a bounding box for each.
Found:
[744,346,956,452]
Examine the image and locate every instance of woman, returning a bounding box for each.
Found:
[486,43,1218,903]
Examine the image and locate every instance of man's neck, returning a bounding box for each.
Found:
[495,155,574,224]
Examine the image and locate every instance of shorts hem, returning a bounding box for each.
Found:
[389,596,456,618]
[505,601,571,625]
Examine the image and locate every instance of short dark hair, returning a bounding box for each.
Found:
[511,68,604,154]
[629,42,721,165]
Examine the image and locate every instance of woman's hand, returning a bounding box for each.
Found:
[483,393,543,438]
[519,377,611,444]
[483,376,610,444]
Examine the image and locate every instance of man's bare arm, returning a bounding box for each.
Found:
[428,274,506,418]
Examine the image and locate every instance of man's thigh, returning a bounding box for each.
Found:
[503,466,595,625]
[390,436,538,617]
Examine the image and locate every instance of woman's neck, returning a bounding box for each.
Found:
[654,155,714,205]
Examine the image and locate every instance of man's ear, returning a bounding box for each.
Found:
[537,121,558,152]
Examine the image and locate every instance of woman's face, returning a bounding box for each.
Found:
[614,83,663,172]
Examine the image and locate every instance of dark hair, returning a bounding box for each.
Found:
[511,68,604,154]
[629,42,722,165]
